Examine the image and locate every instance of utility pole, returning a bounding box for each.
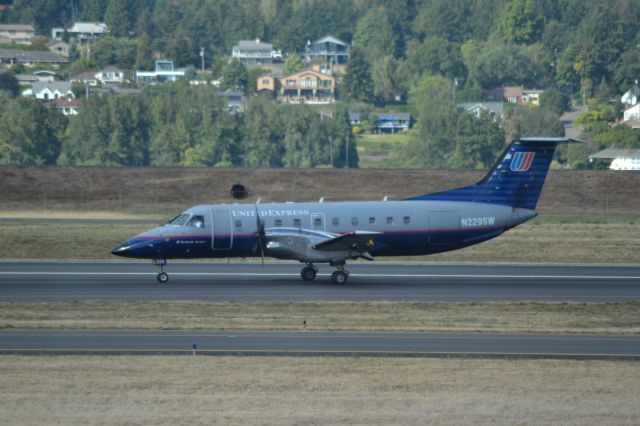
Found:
[200,47,205,71]
[329,136,333,167]
[345,137,349,168]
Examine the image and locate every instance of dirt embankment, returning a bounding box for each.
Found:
[0,166,638,214]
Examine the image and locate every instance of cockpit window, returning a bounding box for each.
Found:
[169,214,191,226]
[187,215,205,228]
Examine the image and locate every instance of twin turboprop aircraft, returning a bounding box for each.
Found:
[112,137,580,284]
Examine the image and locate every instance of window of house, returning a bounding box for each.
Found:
[332,217,339,226]
[403,216,410,225]
[351,217,359,226]
[369,217,376,225]
[286,79,296,86]
[386,216,394,225]
[294,218,301,227]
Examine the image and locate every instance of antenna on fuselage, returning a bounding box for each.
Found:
[319,197,324,203]
[383,196,388,201]
[256,198,261,204]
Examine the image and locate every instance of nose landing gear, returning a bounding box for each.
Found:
[155,259,169,283]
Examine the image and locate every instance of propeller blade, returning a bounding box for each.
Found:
[255,204,265,268]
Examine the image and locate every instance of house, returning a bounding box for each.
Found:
[28,81,74,100]
[45,39,71,57]
[485,86,544,105]
[51,22,108,44]
[622,82,640,107]
[458,102,504,119]
[16,74,39,85]
[33,70,62,82]
[257,67,336,103]
[0,24,35,44]
[44,98,79,116]
[305,35,350,67]
[136,60,185,85]
[232,39,282,66]
[0,48,68,67]
[617,118,640,129]
[219,89,246,113]
[349,112,411,133]
[71,71,99,86]
[623,103,640,121]
[589,149,640,171]
[95,66,124,84]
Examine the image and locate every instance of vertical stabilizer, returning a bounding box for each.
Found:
[407,137,583,210]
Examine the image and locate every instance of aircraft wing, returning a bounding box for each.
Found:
[312,231,382,252]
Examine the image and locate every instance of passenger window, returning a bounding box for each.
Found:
[332,217,339,226]
[369,217,376,225]
[187,215,205,228]
[275,219,283,227]
[234,219,242,230]
[294,218,301,227]
[351,217,359,226]
[314,217,322,227]
[386,216,394,225]
[403,216,410,225]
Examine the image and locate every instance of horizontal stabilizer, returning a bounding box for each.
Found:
[313,231,382,252]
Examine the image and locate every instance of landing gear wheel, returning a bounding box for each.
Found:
[157,272,169,283]
[301,266,317,281]
[331,270,348,284]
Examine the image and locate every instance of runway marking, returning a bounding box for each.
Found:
[1,271,640,280]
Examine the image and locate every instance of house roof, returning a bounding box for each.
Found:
[625,83,640,98]
[0,24,35,32]
[589,149,640,160]
[312,35,348,46]
[235,40,272,50]
[71,71,98,81]
[45,39,69,47]
[100,66,122,72]
[503,86,524,98]
[68,22,107,34]
[458,102,504,116]
[44,98,78,108]
[0,48,68,63]
[16,74,39,83]
[282,68,335,80]
[32,81,72,93]
[375,112,410,121]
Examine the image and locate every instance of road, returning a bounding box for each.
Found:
[0,329,638,359]
[0,261,639,302]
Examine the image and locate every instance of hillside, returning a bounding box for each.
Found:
[0,167,637,214]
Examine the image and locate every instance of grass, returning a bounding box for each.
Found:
[2,301,639,334]
[0,213,638,263]
[1,356,639,425]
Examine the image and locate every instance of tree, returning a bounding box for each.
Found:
[104,0,134,38]
[491,0,543,44]
[372,55,403,104]
[340,47,373,103]
[283,53,303,75]
[353,5,396,62]
[405,75,458,167]
[449,110,505,169]
[540,88,570,116]
[135,33,155,70]
[222,59,248,93]
[404,37,467,82]
[331,103,358,168]
[0,72,20,97]
[502,106,564,143]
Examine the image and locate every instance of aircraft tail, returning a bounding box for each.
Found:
[406,137,583,210]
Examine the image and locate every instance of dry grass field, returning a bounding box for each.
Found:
[2,301,639,334]
[1,356,639,425]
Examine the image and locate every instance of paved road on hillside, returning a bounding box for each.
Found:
[1,261,639,302]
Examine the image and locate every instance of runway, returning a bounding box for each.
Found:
[1,261,639,302]
[1,329,638,359]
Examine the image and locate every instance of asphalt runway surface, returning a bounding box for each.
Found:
[0,261,639,302]
[1,330,638,360]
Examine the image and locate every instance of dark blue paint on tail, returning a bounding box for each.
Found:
[407,137,583,210]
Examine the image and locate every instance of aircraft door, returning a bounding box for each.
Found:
[311,213,325,231]
[428,211,460,244]
[210,207,233,250]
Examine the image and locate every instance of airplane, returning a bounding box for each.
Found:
[112,137,581,284]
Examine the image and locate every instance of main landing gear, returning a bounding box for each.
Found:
[299,263,350,284]
[155,259,169,283]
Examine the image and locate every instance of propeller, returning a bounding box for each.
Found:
[254,204,266,267]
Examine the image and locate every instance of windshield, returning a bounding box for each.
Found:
[168,214,191,226]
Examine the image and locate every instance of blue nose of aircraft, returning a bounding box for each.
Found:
[111,239,165,258]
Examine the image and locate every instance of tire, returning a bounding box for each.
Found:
[157,272,169,283]
[301,266,317,281]
[331,270,348,284]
